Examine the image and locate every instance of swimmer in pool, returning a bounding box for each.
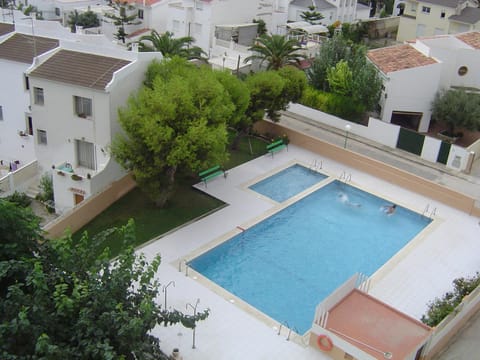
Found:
[382,204,396,215]
[338,192,361,207]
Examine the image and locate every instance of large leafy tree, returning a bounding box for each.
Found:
[431,89,480,136]
[308,35,382,112]
[300,5,324,25]
[0,201,209,359]
[245,34,306,70]
[104,0,141,43]
[235,66,307,136]
[112,58,246,207]
[137,30,206,60]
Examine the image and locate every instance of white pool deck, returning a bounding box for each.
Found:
[141,144,480,360]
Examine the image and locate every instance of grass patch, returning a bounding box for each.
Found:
[74,134,268,256]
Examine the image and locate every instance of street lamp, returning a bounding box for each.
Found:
[162,280,175,309]
[22,17,37,61]
[344,124,351,149]
[186,298,200,349]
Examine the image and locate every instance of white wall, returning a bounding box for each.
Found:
[421,136,441,163]
[0,58,36,165]
[382,62,442,132]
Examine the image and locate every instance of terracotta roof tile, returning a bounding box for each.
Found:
[367,44,437,74]
[0,33,59,63]
[29,49,131,90]
[455,31,480,49]
[0,22,14,36]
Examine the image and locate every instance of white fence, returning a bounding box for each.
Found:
[0,160,38,197]
[287,103,474,173]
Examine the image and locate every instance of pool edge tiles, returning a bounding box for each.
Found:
[185,180,433,335]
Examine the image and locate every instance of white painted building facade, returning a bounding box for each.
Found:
[368,31,480,133]
[27,44,160,212]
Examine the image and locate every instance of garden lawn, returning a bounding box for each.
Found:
[74,135,268,256]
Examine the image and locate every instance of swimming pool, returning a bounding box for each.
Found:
[189,179,432,334]
[249,164,327,202]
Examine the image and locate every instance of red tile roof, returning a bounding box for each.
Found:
[455,31,480,49]
[367,44,438,74]
[0,22,14,36]
[29,49,131,90]
[0,33,59,64]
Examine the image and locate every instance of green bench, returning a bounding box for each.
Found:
[266,139,287,157]
[198,165,225,186]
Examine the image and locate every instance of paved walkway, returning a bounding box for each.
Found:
[280,110,480,202]
[138,113,479,359]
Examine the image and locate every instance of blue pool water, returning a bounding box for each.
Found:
[249,164,327,202]
[190,180,431,334]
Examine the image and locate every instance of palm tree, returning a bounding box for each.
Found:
[136,30,206,60]
[244,34,306,70]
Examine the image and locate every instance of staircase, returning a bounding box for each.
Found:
[25,180,41,199]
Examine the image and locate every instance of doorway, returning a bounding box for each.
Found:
[74,193,84,205]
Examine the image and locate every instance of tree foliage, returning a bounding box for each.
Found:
[0,200,210,359]
[67,10,100,33]
[104,0,141,43]
[300,5,324,25]
[252,18,267,36]
[431,89,480,136]
[421,272,480,327]
[112,58,246,207]
[244,67,307,125]
[307,35,382,112]
[136,30,206,60]
[245,34,306,70]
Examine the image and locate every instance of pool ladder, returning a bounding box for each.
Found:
[277,321,293,341]
[310,159,323,172]
[422,204,437,219]
[339,171,351,183]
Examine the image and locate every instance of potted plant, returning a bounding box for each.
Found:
[71,174,83,181]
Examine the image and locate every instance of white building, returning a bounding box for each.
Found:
[367,31,480,132]
[166,0,261,52]
[27,44,160,212]
[0,25,59,170]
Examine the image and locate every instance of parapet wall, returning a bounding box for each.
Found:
[255,120,479,217]
[44,174,136,238]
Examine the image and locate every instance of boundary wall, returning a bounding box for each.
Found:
[44,174,136,238]
[255,120,480,217]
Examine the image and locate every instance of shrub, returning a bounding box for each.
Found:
[6,191,31,208]
[421,272,480,326]
[36,173,55,212]
[300,87,365,122]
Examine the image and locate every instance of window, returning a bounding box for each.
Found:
[441,10,445,18]
[37,129,47,145]
[26,116,33,135]
[76,139,95,170]
[411,3,417,11]
[0,105,3,121]
[195,1,203,10]
[34,87,44,105]
[422,6,431,13]
[173,20,180,32]
[74,96,92,118]
[138,9,144,19]
[24,75,30,90]
[55,7,60,16]
[458,66,468,76]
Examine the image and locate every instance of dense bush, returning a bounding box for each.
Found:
[421,272,480,326]
[5,191,31,208]
[301,87,365,122]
